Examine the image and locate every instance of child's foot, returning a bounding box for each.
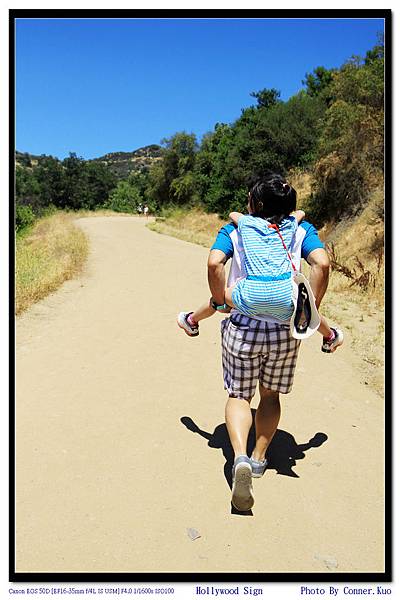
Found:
[177,312,199,337]
[321,327,344,353]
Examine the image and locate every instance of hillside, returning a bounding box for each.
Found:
[15,151,42,168]
[15,144,164,180]
[89,144,164,179]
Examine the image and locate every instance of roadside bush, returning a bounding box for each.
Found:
[103,180,142,213]
[15,204,35,232]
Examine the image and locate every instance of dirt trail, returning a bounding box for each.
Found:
[16,216,384,574]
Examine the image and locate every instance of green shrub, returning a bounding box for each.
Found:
[16,204,35,232]
[103,180,142,213]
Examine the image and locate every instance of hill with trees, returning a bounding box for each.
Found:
[89,145,164,179]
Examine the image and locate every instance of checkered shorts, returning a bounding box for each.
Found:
[221,313,301,399]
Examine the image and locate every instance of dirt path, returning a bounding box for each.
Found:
[16,216,384,574]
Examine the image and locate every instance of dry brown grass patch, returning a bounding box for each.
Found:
[148,207,225,248]
[16,212,89,315]
[287,168,313,208]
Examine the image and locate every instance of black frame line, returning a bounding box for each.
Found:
[10,8,392,584]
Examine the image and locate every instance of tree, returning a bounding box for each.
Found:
[34,155,66,207]
[84,162,117,210]
[303,66,335,100]
[62,153,87,209]
[147,132,198,208]
[104,180,142,213]
[250,88,281,109]
[15,166,41,200]
[365,33,384,65]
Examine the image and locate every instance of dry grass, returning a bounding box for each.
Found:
[16,212,89,315]
[73,208,136,218]
[148,207,225,248]
[318,187,384,304]
[287,167,313,208]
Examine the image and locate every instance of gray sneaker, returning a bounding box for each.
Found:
[231,456,254,511]
[250,456,268,478]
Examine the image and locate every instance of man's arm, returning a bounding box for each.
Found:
[207,249,228,306]
[305,248,330,309]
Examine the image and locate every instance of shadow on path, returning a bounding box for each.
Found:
[181,412,328,516]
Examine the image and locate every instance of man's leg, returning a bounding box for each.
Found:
[221,315,261,511]
[225,396,253,459]
[252,385,281,462]
[225,395,254,511]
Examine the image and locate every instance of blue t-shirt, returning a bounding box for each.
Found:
[211,220,324,260]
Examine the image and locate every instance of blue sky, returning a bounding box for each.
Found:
[15,17,384,160]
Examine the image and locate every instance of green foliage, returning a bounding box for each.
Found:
[194,92,324,216]
[170,172,196,203]
[308,37,384,225]
[303,66,335,101]
[35,155,66,208]
[15,204,35,232]
[14,152,118,227]
[82,161,118,210]
[146,132,198,209]
[62,153,88,209]
[16,166,41,198]
[250,88,281,109]
[103,180,142,213]
[196,123,246,215]
[253,92,325,169]
[128,170,151,197]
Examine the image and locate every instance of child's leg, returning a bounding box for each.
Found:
[191,286,236,324]
[190,298,216,324]
[318,314,332,338]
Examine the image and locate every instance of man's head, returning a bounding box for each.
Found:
[248,173,297,224]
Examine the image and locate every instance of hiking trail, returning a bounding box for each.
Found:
[16,216,384,574]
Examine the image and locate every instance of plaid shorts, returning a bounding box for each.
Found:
[221,312,301,399]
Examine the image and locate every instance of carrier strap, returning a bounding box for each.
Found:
[268,223,298,273]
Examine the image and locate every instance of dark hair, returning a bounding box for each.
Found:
[248,173,297,225]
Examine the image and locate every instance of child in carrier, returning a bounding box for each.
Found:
[177,176,343,353]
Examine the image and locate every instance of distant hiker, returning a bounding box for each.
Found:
[177,172,343,512]
[137,203,143,216]
[178,175,343,352]
[143,204,149,218]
